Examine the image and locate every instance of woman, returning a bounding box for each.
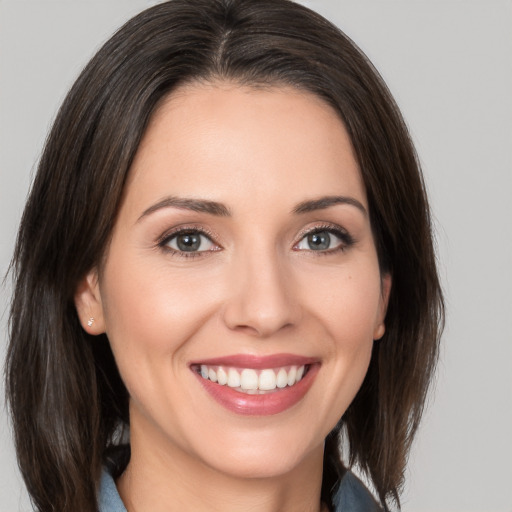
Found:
[5,1,444,511]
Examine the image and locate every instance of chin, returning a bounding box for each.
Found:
[206,445,320,481]
[185,421,327,481]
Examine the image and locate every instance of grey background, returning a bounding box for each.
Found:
[1,0,511,510]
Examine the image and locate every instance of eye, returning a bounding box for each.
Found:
[295,228,351,252]
[163,230,217,254]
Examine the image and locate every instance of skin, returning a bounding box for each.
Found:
[76,82,391,512]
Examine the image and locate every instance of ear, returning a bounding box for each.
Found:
[373,273,392,340]
[74,268,106,335]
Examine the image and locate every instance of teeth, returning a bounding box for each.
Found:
[198,364,308,393]
[276,368,288,388]
[287,366,297,386]
[240,369,258,390]
[217,367,228,385]
[227,368,240,388]
[259,369,277,391]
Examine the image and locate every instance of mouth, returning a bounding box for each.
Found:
[192,364,309,394]
[190,354,319,416]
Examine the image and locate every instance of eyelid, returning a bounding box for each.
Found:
[295,222,351,241]
[157,225,222,255]
[155,222,354,257]
[293,223,354,251]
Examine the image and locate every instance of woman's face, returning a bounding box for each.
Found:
[77,82,390,480]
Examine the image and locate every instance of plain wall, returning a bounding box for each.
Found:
[1,1,511,510]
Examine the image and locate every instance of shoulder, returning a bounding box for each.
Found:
[97,466,381,512]
[333,471,383,512]
[98,469,127,512]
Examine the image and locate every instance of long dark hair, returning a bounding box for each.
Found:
[5,1,444,510]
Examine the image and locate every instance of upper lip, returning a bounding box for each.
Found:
[189,353,318,369]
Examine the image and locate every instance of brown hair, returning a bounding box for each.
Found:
[5,1,444,510]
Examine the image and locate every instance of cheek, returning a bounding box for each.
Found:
[327,273,380,377]
[99,253,220,366]
[97,256,224,427]
[299,262,381,415]
[301,260,383,344]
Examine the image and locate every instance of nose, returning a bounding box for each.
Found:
[222,247,301,338]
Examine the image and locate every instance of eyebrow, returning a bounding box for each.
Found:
[292,195,367,216]
[138,194,367,222]
[138,196,231,222]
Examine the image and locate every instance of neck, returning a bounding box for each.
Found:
[117,412,326,512]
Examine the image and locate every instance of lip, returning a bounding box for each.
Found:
[190,353,317,369]
[190,354,320,416]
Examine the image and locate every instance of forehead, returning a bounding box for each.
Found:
[124,81,366,215]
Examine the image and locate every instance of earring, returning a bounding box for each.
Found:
[87,318,95,327]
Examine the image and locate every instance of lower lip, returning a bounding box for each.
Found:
[193,364,319,416]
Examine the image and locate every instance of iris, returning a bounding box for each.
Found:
[307,231,331,250]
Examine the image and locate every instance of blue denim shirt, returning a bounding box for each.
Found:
[98,468,381,511]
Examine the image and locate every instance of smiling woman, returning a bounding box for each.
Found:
[5,1,443,512]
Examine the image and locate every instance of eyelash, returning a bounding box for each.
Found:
[293,224,355,255]
[157,226,220,259]
[157,223,354,258]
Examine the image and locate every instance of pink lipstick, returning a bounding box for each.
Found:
[190,354,319,416]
